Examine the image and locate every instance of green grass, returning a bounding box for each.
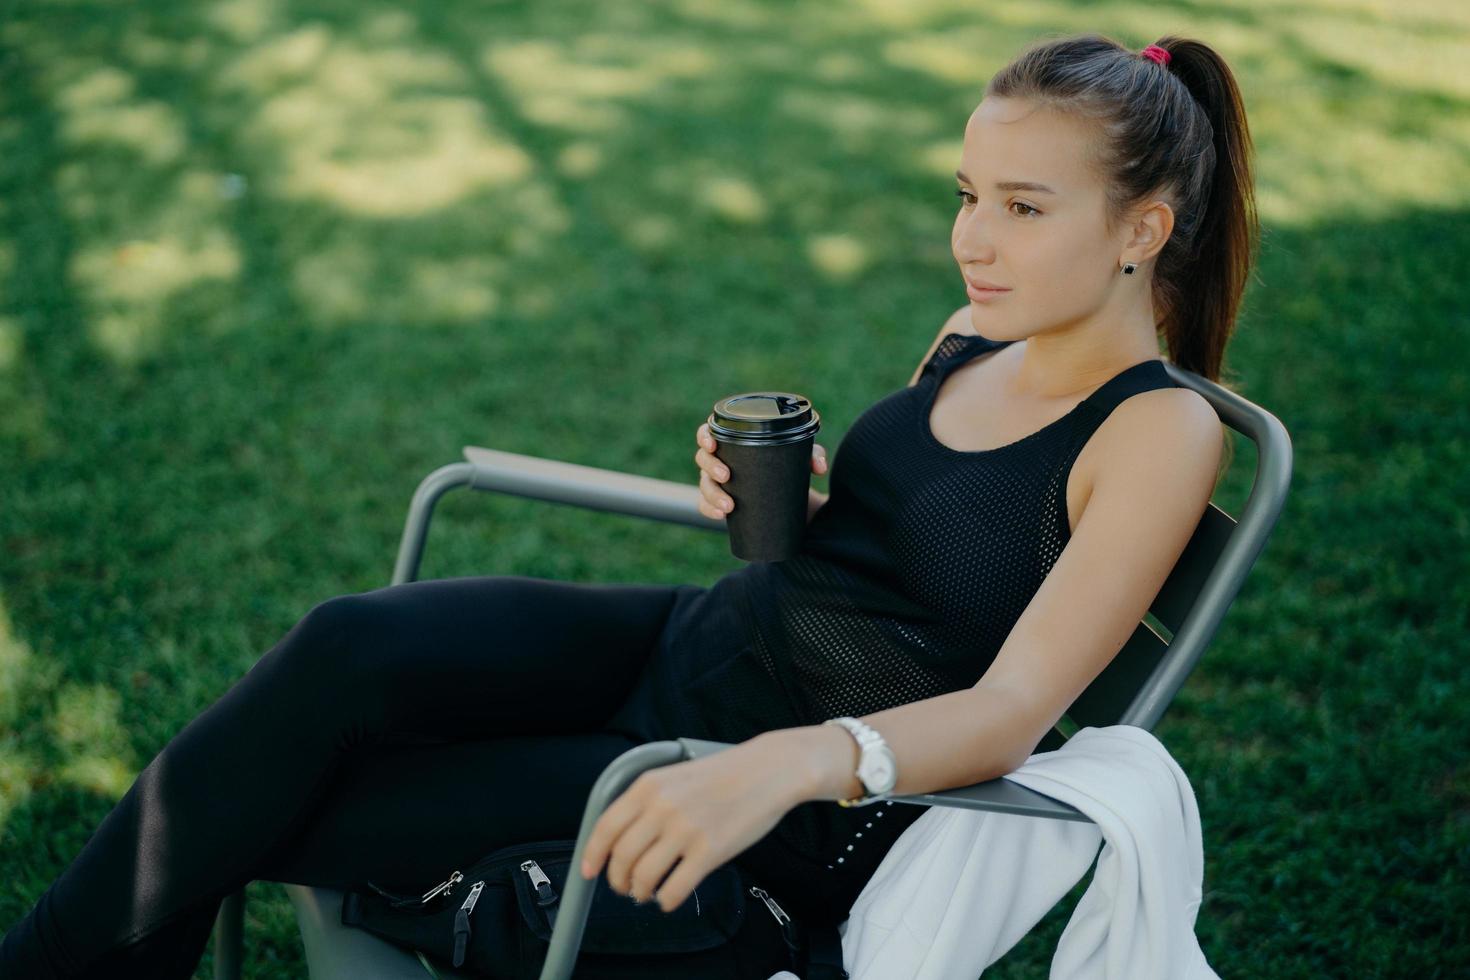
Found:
[2,0,1467,976]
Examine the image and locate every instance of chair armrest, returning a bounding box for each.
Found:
[391,447,726,586]
[888,777,1090,822]
[676,737,1090,823]
[462,445,727,532]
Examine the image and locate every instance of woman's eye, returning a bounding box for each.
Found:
[953,190,1039,217]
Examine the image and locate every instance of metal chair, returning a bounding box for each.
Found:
[211,361,1291,979]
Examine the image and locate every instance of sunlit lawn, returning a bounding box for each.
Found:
[1,0,1467,976]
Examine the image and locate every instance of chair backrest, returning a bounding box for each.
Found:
[1036,363,1293,752]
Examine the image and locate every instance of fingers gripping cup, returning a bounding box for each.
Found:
[707,392,820,561]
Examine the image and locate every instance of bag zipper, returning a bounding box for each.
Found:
[367,869,464,910]
[521,858,558,906]
[364,840,577,913]
[451,880,485,967]
[749,884,800,952]
[422,870,465,905]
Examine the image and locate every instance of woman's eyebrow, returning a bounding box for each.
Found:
[954,170,1058,195]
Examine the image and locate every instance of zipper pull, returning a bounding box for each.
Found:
[366,870,463,909]
[750,885,799,950]
[420,870,464,906]
[521,859,558,906]
[452,880,485,968]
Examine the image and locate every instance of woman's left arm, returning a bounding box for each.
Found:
[581,389,1222,912]
[790,387,1225,803]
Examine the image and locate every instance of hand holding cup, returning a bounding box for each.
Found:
[695,423,827,522]
[693,393,822,561]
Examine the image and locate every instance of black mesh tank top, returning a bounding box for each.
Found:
[608,329,1180,925]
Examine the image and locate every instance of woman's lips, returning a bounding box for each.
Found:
[966,281,1011,302]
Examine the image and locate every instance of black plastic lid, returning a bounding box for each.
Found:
[708,392,820,446]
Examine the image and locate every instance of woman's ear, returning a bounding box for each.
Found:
[1120,198,1175,266]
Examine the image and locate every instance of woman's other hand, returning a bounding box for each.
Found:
[578,733,807,913]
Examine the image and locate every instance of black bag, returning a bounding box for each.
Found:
[340,837,850,979]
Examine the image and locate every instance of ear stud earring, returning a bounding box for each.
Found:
[1121,262,1138,275]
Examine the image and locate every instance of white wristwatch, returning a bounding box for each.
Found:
[822,716,898,807]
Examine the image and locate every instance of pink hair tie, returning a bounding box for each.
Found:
[1141,44,1172,66]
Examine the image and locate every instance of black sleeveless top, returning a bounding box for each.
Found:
[605,330,1179,925]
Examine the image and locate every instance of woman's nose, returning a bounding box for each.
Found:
[953,210,997,263]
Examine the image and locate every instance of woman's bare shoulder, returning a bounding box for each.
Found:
[1081,385,1223,495]
[907,305,976,387]
[939,304,977,338]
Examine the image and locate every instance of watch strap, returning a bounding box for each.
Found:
[823,716,892,807]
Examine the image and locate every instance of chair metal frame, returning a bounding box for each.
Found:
[212,361,1291,979]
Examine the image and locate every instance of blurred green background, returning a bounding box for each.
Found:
[1,0,1466,976]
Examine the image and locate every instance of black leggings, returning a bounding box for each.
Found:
[0,574,700,979]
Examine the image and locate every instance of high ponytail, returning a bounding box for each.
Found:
[986,33,1262,385]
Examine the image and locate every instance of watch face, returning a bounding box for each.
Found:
[859,752,897,793]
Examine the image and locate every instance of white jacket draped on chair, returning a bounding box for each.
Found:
[767,724,1220,980]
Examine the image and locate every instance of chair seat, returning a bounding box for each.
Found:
[285,883,481,980]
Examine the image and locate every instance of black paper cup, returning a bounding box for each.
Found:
[708,392,820,561]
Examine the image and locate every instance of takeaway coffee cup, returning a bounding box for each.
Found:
[707,392,821,561]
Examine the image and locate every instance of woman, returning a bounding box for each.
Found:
[2,31,1257,977]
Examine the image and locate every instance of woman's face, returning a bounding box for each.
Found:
[951,96,1129,340]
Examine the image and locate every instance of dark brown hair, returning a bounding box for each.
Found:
[986,33,1261,385]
